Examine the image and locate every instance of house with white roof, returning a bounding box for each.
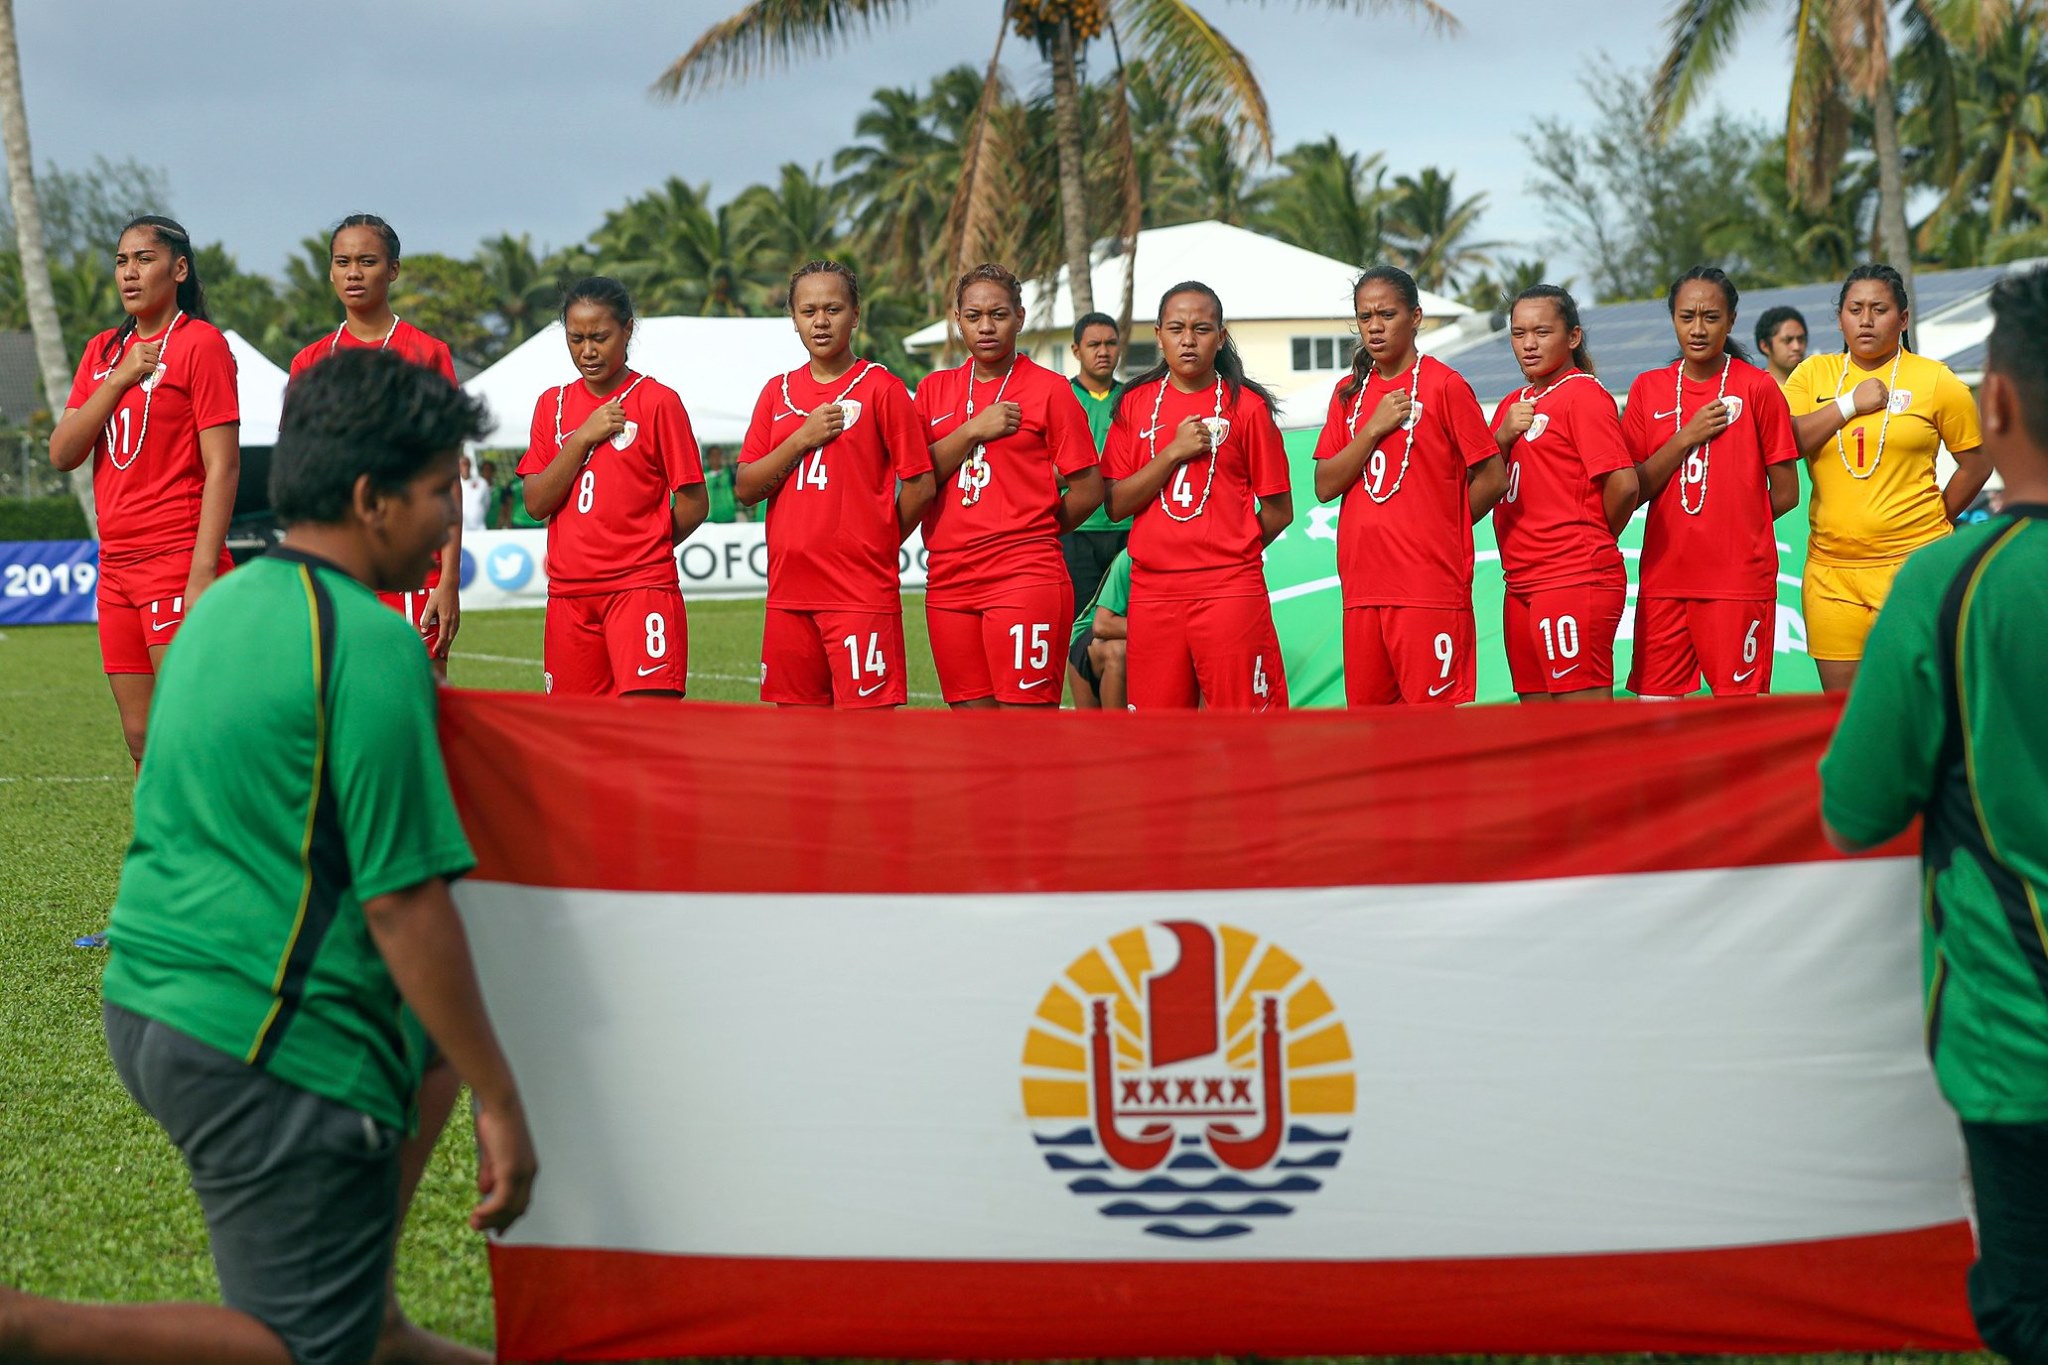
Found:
[902,220,1476,406]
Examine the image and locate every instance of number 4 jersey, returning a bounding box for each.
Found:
[518,371,704,596]
[741,362,933,612]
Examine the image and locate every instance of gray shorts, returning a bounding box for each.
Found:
[104,1001,401,1365]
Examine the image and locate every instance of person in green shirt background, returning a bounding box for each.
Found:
[0,351,537,1365]
[702,445,741,523]
[1066,547,1130,710]
[1059,311,1127,608]
[1820,265,2048,1365]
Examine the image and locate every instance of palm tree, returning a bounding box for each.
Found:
[833,74,977,298]
[0,0,89,524]
[476,233,572,352]
[1651,0,2016,303]
[1900,4,2048,246]
[734,162,847,299]
[655,0,1457,326]
[1389,166,1503,293]
[1255,136,1392,263]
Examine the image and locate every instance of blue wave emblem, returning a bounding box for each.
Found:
[1144,1222,1254,1240]
[1043,1153,1111,1171]
[1067,1174,1323,1196]
[1100,1199,1294,1218]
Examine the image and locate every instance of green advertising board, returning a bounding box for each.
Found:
[1265,426,1820,706]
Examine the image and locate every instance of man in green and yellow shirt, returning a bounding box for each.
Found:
[1059,311,1129,609]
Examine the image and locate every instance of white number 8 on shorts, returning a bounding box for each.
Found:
[645,612,667,659]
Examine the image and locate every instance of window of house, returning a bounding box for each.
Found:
[1292,335,1359,371]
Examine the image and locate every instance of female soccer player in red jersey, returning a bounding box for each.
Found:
[49,216,239,764]
[289,214,465,671]
[1313,266,1507,706]
[518,277,708,699]
[737,260,937,708]
[916,264,1103,707]
[1489,285,1640,702]
[1623,267,1801,699]
[1103,281,1293,711]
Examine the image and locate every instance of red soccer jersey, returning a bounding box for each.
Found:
[1311,355,1497,609]
[1623,358,1798,600]
[739,360,932,612]
[1103,377,1291,600]
[914,354,1098,606]
[288,319,459,386]
[1487,370,1633,593]
[516,371,704,597]
[68,317,239,566]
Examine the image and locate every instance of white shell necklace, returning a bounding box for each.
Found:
[958,353,1018,507]
[328,314,399,356]
[1348,354,1424,504]
[1673,355,1732,516]
[777,359,880,421]
[554,371,647,448]
[1519,368,1600,408]
[1148,374,1227,522]
[1833,347,1905,481]
[102,311,184,472]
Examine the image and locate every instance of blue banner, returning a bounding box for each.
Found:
[0,539,99,626]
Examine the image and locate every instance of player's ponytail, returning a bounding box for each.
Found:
[1513,284,1594,376]
[1338,265,1422,404]
[1665,265,1752,364]
[1118,281,1278,421]
[102,216,208,363]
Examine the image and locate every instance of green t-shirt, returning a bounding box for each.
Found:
[1070,377,1130,533]
[103,547,476,1131]
[706,465,738,524]
[1071,548,1132,646]
[1819,505,2048,1124]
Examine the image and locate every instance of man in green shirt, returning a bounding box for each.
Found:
[1067,548,1130,710]
[1059,312,1129,609]
[1,352,537,1365]
[1820,266,2048,1365]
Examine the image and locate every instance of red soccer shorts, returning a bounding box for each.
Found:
[378,588,443,655]
[1502,582,1624,697]
[542,586,687,698]
[1126,592,1287,712]
[1343,605,1476,707]
[926,582,1074,706]
[97,549,233,675]
[761,606,907,708]
[1628,596,1775,698]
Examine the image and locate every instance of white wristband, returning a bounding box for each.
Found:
[1835,393,1858,422]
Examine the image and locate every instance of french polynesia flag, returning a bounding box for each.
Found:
[438,692,1980,1363]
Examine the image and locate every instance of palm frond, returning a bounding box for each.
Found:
[653,0,932,101]
[1242,0,1461,38]
[1785,0,1853,209]
[1650,0,1771,136]
[1112,0,1273,155]
[942,22,1016,332]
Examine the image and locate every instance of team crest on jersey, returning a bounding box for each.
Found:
[838,398,865,431]
[1021,920,1355,1242]
[139,363,167,394]
[1888,389,1914,414]
[1403,401,1425,431]
[611,420,638,451]
[1201,416,1231,447]
[1524,413,1550,442]
[1721,395,1744,423]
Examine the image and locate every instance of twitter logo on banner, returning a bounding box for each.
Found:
[459,548,477,589]
[485,543,534,592]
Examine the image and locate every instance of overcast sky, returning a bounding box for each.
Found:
[12,1,1795,284]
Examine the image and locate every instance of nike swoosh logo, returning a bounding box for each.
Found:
[93,368,114,381]
[1018,678,1049,690]
[930,414,952,426]
[1427,680,1454,696]
[150,619,173,631]
[637,664,665,677]
[1732,667,1756,682]
[1550,665,1580,680]
[857,681,886,697]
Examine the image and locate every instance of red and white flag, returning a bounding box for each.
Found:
[439,693,1979,1361]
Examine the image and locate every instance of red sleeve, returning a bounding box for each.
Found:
[188,327,240,430]
[1751,370,1800,466]
[1044,373,1098,476]
[287,340,319,381]
[738,381,778,466]
[878,376,934,480]
[1570,385,1633,479]
[1439,368,1498,469]
[657,389,704,489]
[66,338,101,410]
[516,392,552,478]
[1620,373,1656,463]
[1488,396,1511,438]
[430,340,458,387]
[1311,387,1349,462]
[911,370,943,426]
[1103,388,1142,480]
[1244,392,1291,499]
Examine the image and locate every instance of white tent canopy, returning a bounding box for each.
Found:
[223,329,288,446]
[463,316,801,448]
[904,220,1470,352]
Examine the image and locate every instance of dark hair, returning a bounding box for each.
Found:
[1511,284,1595,376]
[788,259,860,312]
[1665,266,1752,363]
[954,262,1024,310]
[1118,280,1278,416]
[1837,263,1910,313]
[1072,311,1118,346]
[560,275,635,329]
[1987,264,2048,452]
[271,350,491,524]
[101,215,209,362]
[1754,305,1807,351]
[329,213,400,261]
[1338,265,1423,403]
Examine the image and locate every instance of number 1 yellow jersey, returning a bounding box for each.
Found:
[1783,349,1981,562]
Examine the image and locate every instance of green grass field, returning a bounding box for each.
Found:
[0,602,1983,1365]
